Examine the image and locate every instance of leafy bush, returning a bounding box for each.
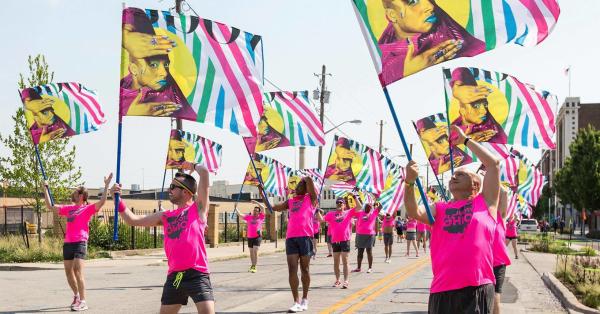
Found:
[0,235,108,263]
[556,255,600,310]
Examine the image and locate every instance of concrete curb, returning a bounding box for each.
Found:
[541,272,600,314]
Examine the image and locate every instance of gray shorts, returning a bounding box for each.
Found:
[406,231,417,241]
[355,234,376,249]
[383,233,394,246]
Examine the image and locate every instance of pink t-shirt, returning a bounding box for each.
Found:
[406,219,418,232]
[355,208,380,235]
[416,221,427,232]
[430,194,496,293]
[381,216,395,232]
[286,194,315,239]
[58,204,96,243]
[312,216,320,234]
[493,213,511,267]
[244,213,265,239]
[324,210,355,243]
[162,202,209,274]
[506,220,518,238]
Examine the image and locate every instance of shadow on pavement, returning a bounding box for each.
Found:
[1,306,68,313]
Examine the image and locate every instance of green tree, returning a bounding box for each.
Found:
[0,55,83,242]
[554,125,600,232]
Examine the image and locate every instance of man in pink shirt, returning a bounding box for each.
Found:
[404,125,501,314]
[381,212,397,262]
[405,217,419,257]
[416,221,428,254]
[263,177,318,313]
[244,201,266,273]
[113,162,213,314]
[42,173,113,311]
[353,202,381,273]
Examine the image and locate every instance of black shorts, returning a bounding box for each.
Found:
[493,265,507,293]
[325,234,332,243]
[161,269,214,305]
[63,241,87,260]
[506,236,517,240]
[286,236,314,256]
[332,240,351,253]
[383,233,394,246]
[248,237,262,248]
[396,227,403,235]
[313,232,320,239]
[428,284,494,314]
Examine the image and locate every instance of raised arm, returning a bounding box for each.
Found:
[304,177,318,206]
[450,125,500,216]
[41,181,59,212]
[258,186,288,212]
[315,209,325,223]
[112,184,162,227]
[403,160,436,225]
[498,187,508,220]
[94,173,113,212]
[194,163,210,221]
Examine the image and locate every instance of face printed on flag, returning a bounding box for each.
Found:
[324,137,365,186]
[413,113,472,175]
[119,8,264,137]
[165,129,223,172]
[256,106,289,151]
[445,67,557,149]
[20,83,106,145]
[351,0,560,85]
[287,172,302,197]
[243,155,270,187]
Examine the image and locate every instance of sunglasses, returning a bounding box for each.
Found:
[169,184,182,191]
[336,200,345,205]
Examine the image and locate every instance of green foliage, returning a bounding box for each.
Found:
[0,235,108,263]
[556,255,600,309]
[87,218,162,251]
[0,55,82,210]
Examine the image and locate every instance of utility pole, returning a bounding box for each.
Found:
[315,65,331,170]
[377,120,385,153]
[174,0,183,131]
[299,147,305,169]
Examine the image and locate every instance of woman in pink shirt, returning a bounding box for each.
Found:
[244,201,265,273]
[416,221,428,254]
[404,125,502,314]
[114,162,214,314]
[42,173,113,312]
[352,202,381,273]
[311,209,323,260]
[405,217,419,257]
[381,212,397,263]
[505,215,519,260]
[265,176,318,313]
[320,195,359,289]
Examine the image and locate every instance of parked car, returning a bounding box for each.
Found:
[519,219,539,232]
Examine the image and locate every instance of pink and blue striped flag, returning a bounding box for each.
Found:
[444,67,557,149]
[378,159,405,215]
[243,153,291,197]
[119,8,264,137]
[165,129,222,173]
[351,0,560,85]
[20,82,106,145]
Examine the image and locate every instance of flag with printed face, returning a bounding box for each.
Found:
[288,169,324,197]
[119,7,264,137]
[377,160,405,215]
[243,153,291,197]
[444,67,557,149]
[20,82,106,145]
[251,91,324,152]
[414,113,472,175]
[165,129,222,172]
[351,0,560,85]
[512,149,545,207]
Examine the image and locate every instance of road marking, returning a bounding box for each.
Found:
[320,257,430,314]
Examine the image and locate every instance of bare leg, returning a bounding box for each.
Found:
[388,244,393,258]
[287,254,300,303]
[299,255,311,299]
[356,248,365,269]
[333,252,341,281]
[511,240,518,257]
[406,240,410,256]
[384,244,389,258]
[160,304,182,314]
[195,300,215,314]
[341,252,349,282]
[63,260,78,295]
[423,238,427,253]
[312,238,317,257]
[412,240,419,256]
[493,293,501,314]
[366,248,373,268]
[73,258,86,300]
[327,242,333,255]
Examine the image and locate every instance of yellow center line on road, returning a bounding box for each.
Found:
[320,257,431,314]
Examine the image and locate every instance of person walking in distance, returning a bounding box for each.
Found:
[260,177,318,313]
[405,217,419,257]
[43,173,113,311]
[112,162,215,314]
[404,125,502,314]
[353,202,381,273]
[505,215,519,259]
[381,212,396,263]
[244,201,266,273]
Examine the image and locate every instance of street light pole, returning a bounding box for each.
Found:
[317,65,329,170]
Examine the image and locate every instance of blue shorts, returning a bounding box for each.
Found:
[285,236,314,256]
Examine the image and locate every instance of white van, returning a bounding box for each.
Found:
[519,219,539,232]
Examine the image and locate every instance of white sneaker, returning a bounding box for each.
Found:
[300,299,309,311]
[70,295,80,311]
[367,268,372,273]
[386,259,391,264]
[288,303,303,313]
[74,300,88,311]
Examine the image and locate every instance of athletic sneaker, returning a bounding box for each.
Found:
[342,281,349,289]
[300,299,309,311]
[70,295,80,311]
[74,300,88,311]
[351,268,361,273]
[327,254,332,257]
[332,280,341,288]
[250,265,257,273]
[288,303,303,313]
[367,268,372,273]
[386,259,391,264]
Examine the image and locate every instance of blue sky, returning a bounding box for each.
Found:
[1,0,598,189]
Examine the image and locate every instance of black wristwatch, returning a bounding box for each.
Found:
[463,137,471,146]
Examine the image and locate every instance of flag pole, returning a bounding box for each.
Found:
[113,117,123,240]
[34,145,55,205]
[382,87,435,224]
[442,69,455,175]
[244,150,274,214]
[232,184,244,219]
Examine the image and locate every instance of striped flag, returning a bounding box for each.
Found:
[378,160,405,215]
[355,149,387,194]
[506,190,519,222]
[251,91,324,152]
[287,168,323,197]
[330,182,356,199]
[444,67,557,149]
[242,153,291,197]
[351,0,560,85]
[165,129,222,173]
[119,8,264,137]
[20,82,106,145]
[512,149,546,207]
